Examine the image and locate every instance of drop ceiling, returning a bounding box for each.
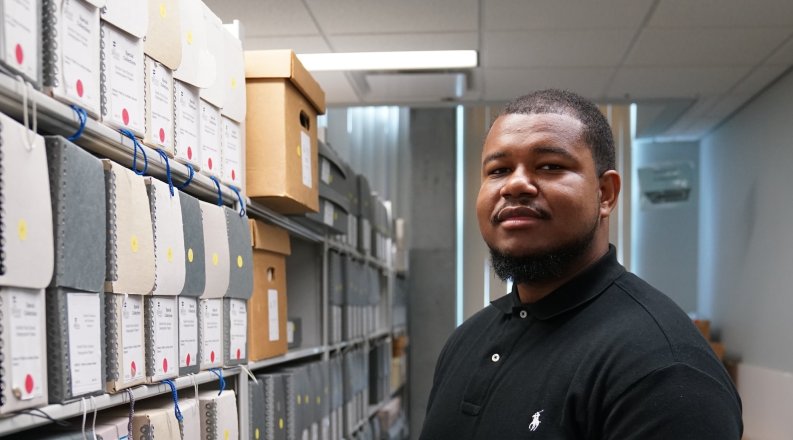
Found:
[205,0,793,140]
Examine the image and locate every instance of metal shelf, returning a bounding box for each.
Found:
[0,367,240,436]
[246,201,324,243]
[248,346,325,370]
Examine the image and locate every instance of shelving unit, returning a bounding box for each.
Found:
[0,68,407,438]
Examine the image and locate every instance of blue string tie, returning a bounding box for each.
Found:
[176,163,195,190]
[156,149,175,197]
[229,186,245,217]
[67,105,87,142]
[120,129,147,176]
[209,176,223,207]
[161,379,184,423]
[209,368,225,396]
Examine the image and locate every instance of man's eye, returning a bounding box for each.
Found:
[539,164,563,171]
[488,167,509,176]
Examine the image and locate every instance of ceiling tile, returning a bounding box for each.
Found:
[706,94,754,121]
[203,0,319,36]
[649,0,793,28]
[483,68,615,101]
[766,34,793,65]
[483,0,654,30]
[606,67,752,99]
[362,73,467,103]
[625,28,790,67]
[483,29,634,68]
[311,72,362,105]
[329,32,479,52]
[244,36,331,53]
[732,65,789,95]
[306,0,478,34]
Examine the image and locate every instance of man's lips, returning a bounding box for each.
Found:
[493,205,549,224]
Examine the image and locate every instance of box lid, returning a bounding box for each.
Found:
[319,185,350,214]
[249,219,291,255]
[101,0,149,38]
[244,49,326,114]
[144,0,182,69]
[319,140,348,180]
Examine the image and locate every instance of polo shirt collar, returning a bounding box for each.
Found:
[491,245,625,320]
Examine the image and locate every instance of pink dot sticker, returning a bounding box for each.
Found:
[159,128,165,143]
[163,358,168,372]
[210,351,215,363]
[122,108,130,126]
[187,146,192,160]
[207,157,213,170]
[231,169,236,181]
[236,348,241,360]
[24,374,33,394]
[15,44,23,65]
[131,361,137,377]
[76,79,84,98]
[186,353,191,366]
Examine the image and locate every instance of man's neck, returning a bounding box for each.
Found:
[515,245,609,304]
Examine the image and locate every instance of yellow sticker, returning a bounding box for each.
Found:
[186,31,193,45]
[237,255,243,268]
[224,430,229,440]
[231,77,237,89]
[329,175,334,184]
[159,3,166,18]
[187,248,194,263]
[316,396,321,405]
[334,212,338,221]
[131,235,139,253]
[212,253,219,266]
[279,418,284,429]
[304,394,309,403]
[297,395,301,405]
[255,428,260,439]
[17,219,27,241]
[296,145,301,157]
[167,247,173,262]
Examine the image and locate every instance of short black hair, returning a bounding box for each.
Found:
[502,89,615,175]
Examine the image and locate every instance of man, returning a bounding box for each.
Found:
[419,89,742,439]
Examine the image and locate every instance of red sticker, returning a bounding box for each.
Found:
[15,44,23,65]
[163,358,168,373]
[122,108,130,126]
[236,348,241,360]
[76,79,84,98]
[231,169,236,181]
[210,351,215,363]
[207,157,213,170]
[187,146,192,160]
[159,128,165,143]
[24,374,34,394]
[186,353,191,366]
[131,361,137,377]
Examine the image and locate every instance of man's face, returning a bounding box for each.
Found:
[476,112,604,264]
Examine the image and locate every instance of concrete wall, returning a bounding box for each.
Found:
[632,140,700,314]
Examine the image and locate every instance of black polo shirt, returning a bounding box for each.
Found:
[420,246,742,440]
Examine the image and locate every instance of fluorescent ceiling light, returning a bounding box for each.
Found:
[297,50,478,71]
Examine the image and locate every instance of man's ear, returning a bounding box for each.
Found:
[598,170,621,218]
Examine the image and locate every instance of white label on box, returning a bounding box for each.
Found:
[101,23,144,134]
[67,292,103,396]
[60,0,100,113]
[178,297,198,368]
[200,101,221,176]
[174,81,200,165]
[121,294,144,382]
[229,299,247,361]
[201,299,222,366]
[147,59,173,150]
[268,289,279,342]
[301,130,312,188]
[221,118,242,186]
[3,0,38,80]
[8,289,44,400]
[320,158,330,185]
[152,297,177,376]
[323,201,334,226]
[286,320,294,344]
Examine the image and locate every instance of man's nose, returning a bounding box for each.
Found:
[500,167,538,199]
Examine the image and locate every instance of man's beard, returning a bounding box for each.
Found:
[489,219,599,284]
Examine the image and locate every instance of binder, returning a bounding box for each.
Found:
[0,0,41,86]
[143,56,175,153]
[249,378,266,440]
[225,208,253,299]
[45,136,106,292]
[178,191,204,375]
[100,21,145,136]
[46,288,105,403]
[103,160,155,294]
[0,287,47,414]
[173,79,201,168]
[200,201,230,299]
[144,296,178,382]
[0,112,53,290]
[146,177,186,295]
[105,292,145,392]
[199,389,239,440]
[199,298,223,369]
[328,250,344,345]
[41,0,103,117]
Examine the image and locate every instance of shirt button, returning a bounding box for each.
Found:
[491,353,500,362]
[519,310,528,319]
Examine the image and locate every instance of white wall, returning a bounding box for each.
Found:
[632,140,700,314]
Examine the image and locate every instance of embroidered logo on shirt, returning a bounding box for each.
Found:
[529,410,543,431]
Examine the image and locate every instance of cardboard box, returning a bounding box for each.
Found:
[143,0,181,71]
[199,389,239,440]
[245,49,326,214]
[178,296,200,375]
[224,298,247,366]
[178,192,204,375]
[199,201,230,299]
[105,292,146,393]
[99,21,145,136]
[143,57,175,153]
[220,116,244,188]
[303,185,351,235]
[356,174,373,255]
[128,401,182,439]
[218,25,246,189]
[172,0,213,89]
[42,0,102,116]
[174,80,201,168]
[0,287,47,414]
[146,178,186,295]
[248,219,291,361]
[0,0,41,86]
[144,296,179,382]
[199,99,221,176]
[100,0,148,37]
[199,297,223,369]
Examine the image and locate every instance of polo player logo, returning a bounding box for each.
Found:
[529,410,543,431]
